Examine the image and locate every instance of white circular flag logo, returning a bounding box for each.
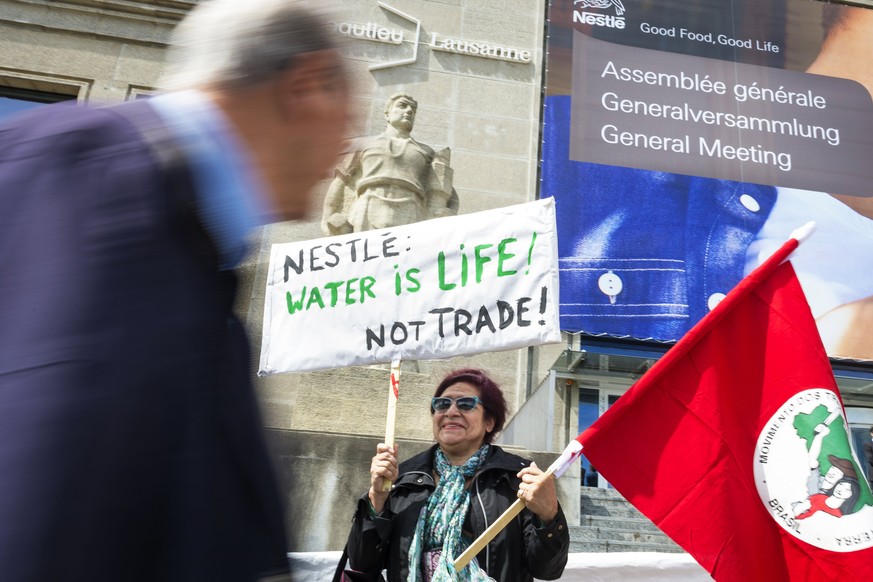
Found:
[754,388,873,551]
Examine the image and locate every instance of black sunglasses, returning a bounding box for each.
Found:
[431,396,480,413]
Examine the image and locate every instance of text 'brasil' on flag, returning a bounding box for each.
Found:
[577,228,873,580]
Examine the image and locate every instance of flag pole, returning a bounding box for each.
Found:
[453,439,583,572]
[452,468,553,572]
[382,358,401,492]
[453,498,528,571]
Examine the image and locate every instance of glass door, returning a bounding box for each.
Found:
[578,388,599,488]
[578,387,624,488]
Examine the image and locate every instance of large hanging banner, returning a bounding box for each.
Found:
[543,0,873,360]
[258,199,561,375]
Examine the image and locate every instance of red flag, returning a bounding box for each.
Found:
[579,234,873,581]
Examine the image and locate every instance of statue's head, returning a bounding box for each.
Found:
[385,92,418,114]
[384,92,418,131]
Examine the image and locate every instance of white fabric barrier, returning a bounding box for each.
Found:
[287,551,712,581]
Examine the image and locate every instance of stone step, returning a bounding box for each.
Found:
[579,500,647,519]
[578,514,663,532]
[580,487,640,500]
[580,485,626,500]
[580,487,646,513]
[569,525,674,545]
[574,486,685,553]
[570,538,686,553]
[580,491,638,502]
[580,491,640,504]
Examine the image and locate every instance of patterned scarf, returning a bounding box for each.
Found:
[407,444,492,582]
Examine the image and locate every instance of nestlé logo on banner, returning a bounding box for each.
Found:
[574,0,627,29]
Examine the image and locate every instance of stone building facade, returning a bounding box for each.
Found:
[0,0,575,551]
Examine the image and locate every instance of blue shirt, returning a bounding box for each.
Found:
[542,94,775,340]
[149,90,272,269]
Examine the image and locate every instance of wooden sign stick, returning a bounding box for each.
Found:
[382,358,401,492]
[453,467,556,572]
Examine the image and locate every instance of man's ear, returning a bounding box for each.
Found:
[276,50,344,115]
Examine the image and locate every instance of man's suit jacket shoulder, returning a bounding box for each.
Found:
[0,100,186,372]
[0,101,167,252]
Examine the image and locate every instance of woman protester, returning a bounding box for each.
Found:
[345,368,569,581]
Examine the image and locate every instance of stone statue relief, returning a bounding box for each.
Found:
[320,93,459,236]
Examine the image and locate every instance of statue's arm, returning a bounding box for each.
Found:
[319,145,365,236]
[426,146,458,218]
[431,188,459,218]
[320,175,353,236]
[446,188,459,213]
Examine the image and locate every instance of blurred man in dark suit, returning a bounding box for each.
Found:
[0,1,349,580]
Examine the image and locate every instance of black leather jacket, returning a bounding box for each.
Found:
[346,444,569,581]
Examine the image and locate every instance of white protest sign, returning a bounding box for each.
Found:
[258,198,561,375]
